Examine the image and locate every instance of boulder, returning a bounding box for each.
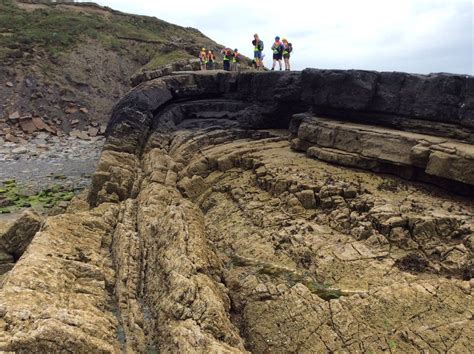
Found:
[32,117,55,133]
[0,210,42,260]
[69,129,90,140]
[295,190,317,209]
[8,111,20,120]
[11,146,28,154]
[19,117,37,134]
[5,133,20,143]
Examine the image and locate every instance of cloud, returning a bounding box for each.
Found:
[78,0,473,74]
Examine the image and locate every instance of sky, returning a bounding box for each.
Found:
[78,0,473,75]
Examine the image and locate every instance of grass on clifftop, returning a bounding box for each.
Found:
[0,0,216,68]
[143,50,195,69]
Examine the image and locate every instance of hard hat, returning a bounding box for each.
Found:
[234,48,238,51]
[202,47,205,51]
[275,36,280,40]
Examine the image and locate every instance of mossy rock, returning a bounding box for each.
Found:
[59,192,74,201]
[232,254,344,301]
[304,281,342,300]
[0,179,79,212]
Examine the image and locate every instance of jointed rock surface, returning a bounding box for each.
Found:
[0,70,473,352]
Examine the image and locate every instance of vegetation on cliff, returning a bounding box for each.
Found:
[0,0,224,129]
[0,0,218,67]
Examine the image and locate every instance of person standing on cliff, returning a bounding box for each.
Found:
[199,48,208,70]
[207,50,215,70]
[252,34,264,70]
[271,36,284,71]
[221,48,232,71]
[232,49,241,72]
[282,38,293,71]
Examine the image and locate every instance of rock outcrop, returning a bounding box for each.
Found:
[0,210,42,276]
[292,117,474,194]
[301,69,473,133]
[130,59,253,87]
[102,69,474,197]
[0,70,473,352]
[0,204,121,351]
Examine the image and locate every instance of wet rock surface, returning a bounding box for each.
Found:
[0,70,473,352]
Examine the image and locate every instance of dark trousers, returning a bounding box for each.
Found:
[223,60,230,71]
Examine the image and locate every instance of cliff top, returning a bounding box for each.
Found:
[2,0,220,67]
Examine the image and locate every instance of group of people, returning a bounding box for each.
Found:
[198,33,293,72]
[198,48,241,72]
[198,48,217,71]
[252,34,293,71]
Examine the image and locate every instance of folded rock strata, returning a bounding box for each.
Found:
[0,70,472,352]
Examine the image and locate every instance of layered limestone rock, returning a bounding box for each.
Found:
[101,69,474,195]
[291,117,474,194]
[0,70,473,352]
[300,69,474,137]
[88,115,473,352]
[0,204,121,352]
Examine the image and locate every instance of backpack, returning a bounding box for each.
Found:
[273,42,284,54]
[288,43,293,53]
[258,40,264,51]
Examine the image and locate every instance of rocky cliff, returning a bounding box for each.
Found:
[101,69,474,196]
[0,0,228,136]
[0,70,473,352]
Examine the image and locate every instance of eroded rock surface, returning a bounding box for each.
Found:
[0,70,473,352]
[292,117,474,193]
[0,210,42,274]
[0,203,120,351]
[86,118,474,352]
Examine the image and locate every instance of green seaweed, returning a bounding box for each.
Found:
[53,174,67,180]
[388,339,397,350]
[0,179,77,213]
[304,281,343,301]
[231,254,347,301]
[0,207,11,214]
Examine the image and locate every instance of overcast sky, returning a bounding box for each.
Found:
[78,0,473,75]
